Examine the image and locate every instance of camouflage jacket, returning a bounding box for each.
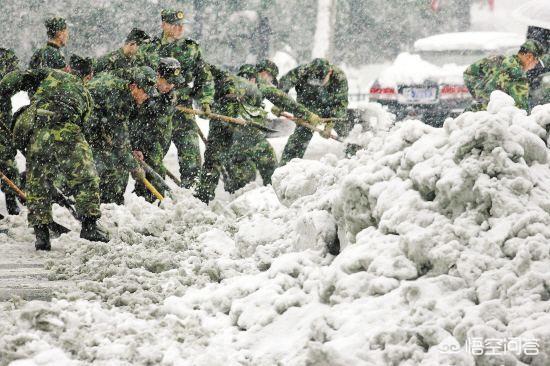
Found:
[131,89,177,156]
[94,48,148,74]
[464,55,529,110]
[29,42,67,70]
[0,68,92,127]
[86,72,140,171]
[0,49,20,133]
[140,34,214,106]
[0,69,92,151]
[279,63,348,118]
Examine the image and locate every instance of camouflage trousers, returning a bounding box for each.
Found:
[195,121,233,203]
[26,118,101,226]
[93,150,130,205]
[280,119,351,166]
[172,101,201,189]
[225,127,277,193]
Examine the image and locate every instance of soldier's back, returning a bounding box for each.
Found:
[29,43,66,70]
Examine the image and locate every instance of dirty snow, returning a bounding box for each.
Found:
[2,92,550,365]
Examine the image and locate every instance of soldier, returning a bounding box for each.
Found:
[85,65,159,204]
[0,66,109,250]
[140,9,214,189]
[195,63,322,203]
[279,58,349,166]
[29,17,69,70]
[94,28,151,74]
[464,40,545,111]
[131,58,183,201]
[0,48,21,217]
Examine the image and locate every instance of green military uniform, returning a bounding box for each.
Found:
[279,58,349,165]
[196,64,322,203]
[85,71,150,204]
[464,55,529,111]
[130,58,183,201]
[464,40,545,112]
[0,48,21,215]
[0,68,100,227]
[195,66,244,203]
[139,9,215,188]
[29,17,68,70]
[131,91,177,201]
[94,28,150,74]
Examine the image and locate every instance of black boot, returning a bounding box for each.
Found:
[48,221,71,238]
[5,194,20,216]
[34,224,51,251]
[80,217,109,243]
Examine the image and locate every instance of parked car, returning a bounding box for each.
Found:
[369,32,524,126]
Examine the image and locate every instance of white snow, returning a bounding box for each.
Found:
[2,94,550,365]
[377,52,466,87]
[513,0,550,30]
[414,32,524,52]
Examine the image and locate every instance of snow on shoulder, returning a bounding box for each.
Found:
[414,32,525,52]
[2,93,550,365]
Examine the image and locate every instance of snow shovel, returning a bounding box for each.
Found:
[0,170,72,236]
[280,112,344,142]
[176,106,280,134]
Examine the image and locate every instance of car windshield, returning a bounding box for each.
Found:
[418,49,515,67]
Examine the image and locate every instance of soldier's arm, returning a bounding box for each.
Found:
[507,81,530,110]
[329,70,349,118]
[93,53,112,74]
[0,70,43,121]
[137,43,159,69]
[191,47,215,106]
[258,80,315,120]
[28,49,43,69]
[499,58,530,110]
[278,66,303,93]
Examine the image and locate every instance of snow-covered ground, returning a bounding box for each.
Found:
[2,92,550,365]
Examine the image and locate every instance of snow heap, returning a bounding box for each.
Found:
[378,52,466,87]
[1,92,550,366]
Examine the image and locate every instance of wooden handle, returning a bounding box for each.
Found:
[0,171,26,202]
[141,177,164,201]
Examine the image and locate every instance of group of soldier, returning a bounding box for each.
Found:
[0,9,350,251]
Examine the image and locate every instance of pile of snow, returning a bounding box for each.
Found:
[377,52,466,87]
[413,32,524,52]
[2,92,550,365]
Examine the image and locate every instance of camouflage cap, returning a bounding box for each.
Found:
[157,57,185,85]
[310,58,331,77]
[161,9,189,25]
[519,39,545,58]
[45,16,67,35]
[256,59,279,79]
[126,66,159,97]
[125,28,150,45]
[70,54,93,77]
[237,64,258,79]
